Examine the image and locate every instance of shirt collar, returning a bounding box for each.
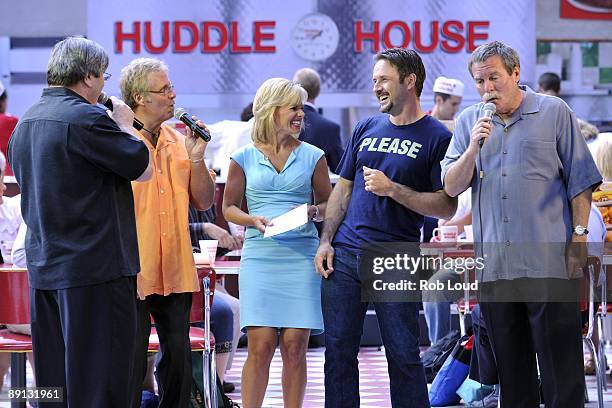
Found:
[304,101,317,111]
[518,85,539,115]
[136,124,177,151]
[42,87,89,103]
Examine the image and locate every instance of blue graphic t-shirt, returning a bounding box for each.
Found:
[333,114,451,253]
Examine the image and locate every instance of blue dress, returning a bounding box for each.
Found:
[231,142,324,334]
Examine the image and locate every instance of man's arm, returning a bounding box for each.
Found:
[189,160,215,210]
[363,166,457,219]
[571,189,592,242]
[185,119,215,210]
[566,188,592,278]
[315,177,353,278]
[443,117,492,197]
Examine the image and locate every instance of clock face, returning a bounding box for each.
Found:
[291,13,340,62]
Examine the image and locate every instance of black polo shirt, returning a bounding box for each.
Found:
[8,87,149,290]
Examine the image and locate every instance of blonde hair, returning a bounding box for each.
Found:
[595,140,612,181]
[577,118,599,142]
[251,78,307,150]
[119,58,168,109]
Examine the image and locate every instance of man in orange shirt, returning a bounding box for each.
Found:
[119,58,215,408]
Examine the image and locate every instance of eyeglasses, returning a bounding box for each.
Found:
[103,72,112,81]
[146,84,175,97]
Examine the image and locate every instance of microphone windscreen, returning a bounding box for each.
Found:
[174,107,187,120]
[98,92,113,110]
[483,102,496,118]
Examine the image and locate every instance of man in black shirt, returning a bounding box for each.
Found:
[8,36,151,407]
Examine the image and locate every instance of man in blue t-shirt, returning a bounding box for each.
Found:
[315,48,457,407]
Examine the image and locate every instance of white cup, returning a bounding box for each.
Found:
[199,240,219,266]
[464,225,474,242]
[432,225,458,242]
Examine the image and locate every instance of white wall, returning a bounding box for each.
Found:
[0,0,86,37]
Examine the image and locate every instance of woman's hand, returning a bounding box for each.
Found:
[251,215,272,234]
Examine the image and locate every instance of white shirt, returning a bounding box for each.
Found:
[204,118,254,178]
[0,194,23,263]
[11,222,27,268]
[453,188,472,222]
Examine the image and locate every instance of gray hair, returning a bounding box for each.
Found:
[293,68,321,100]
[120,58,169,109]
[47,37,109,87]
[468,41,520,77]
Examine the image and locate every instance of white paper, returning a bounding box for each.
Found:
[263,203,308,238]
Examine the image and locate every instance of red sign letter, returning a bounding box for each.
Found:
[202,22,228,52]
[355,21,380,53]
[467,21,489,52]
[441,21,465,53]
[230,21,252,53]
[413,21,439,53]
[173,21,198,53]
[144,21,170,54]
[253,21,276,53]
[115,21,141,54]
[383,21,410,49]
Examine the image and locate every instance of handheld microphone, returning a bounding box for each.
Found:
[98,92,144,131]
[478,102,496,148]
[174,108,211,142]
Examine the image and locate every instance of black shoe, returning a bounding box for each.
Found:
[223,381,235,393]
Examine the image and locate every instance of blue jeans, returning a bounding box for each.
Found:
[322,247,429,408]
[423,301,451,345]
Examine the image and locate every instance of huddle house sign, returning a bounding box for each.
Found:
[89,0,535,98]
[113,18,490,55]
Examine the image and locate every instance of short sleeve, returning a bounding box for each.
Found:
[441,111,472,186]
[337,119,367,181]
[68,113,149,181]
[429,130,451,191]
[556,107,602,198]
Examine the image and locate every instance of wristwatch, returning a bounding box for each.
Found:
[573,225,589,236]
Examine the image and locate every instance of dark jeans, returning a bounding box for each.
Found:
[130,292,193,408]
[31,276,137,408]
[322,247,429,408]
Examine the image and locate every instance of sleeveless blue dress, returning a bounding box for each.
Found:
[231,142,324,334]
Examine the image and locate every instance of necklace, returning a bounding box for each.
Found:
[141,126,160,145]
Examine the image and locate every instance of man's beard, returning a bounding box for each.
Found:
[379,100,393,113]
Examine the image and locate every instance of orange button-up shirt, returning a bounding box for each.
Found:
[132,124,198,299]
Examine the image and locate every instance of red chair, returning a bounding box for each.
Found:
[0,266,31,408]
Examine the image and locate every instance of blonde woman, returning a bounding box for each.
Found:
[223,78,331,407]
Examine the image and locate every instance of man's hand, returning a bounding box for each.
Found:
[208,169,217,183]
[315,242,335,278]
[468,117,493,152]
[363,166,394,196]
[565,236,588,279]
[204,223,243,250]
[185,116,209,161]
[107,96,135,131]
